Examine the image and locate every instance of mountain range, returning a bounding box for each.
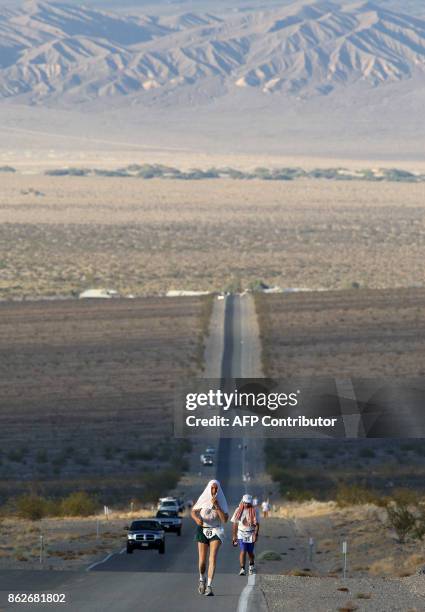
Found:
[1,0,425,106]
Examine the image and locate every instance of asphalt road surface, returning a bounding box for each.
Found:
[0,296,265,612]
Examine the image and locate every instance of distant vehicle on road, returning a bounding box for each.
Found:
[205,447,215,455]
[200,454,214,466]
[155,510,182,535]
[158,497,183,513]
[125,520,165,555]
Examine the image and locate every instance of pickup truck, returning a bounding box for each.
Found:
[125,519,165,554]
[155,510,182,536]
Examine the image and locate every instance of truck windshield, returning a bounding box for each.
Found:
[130,521,160,531]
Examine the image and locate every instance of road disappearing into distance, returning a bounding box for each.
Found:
[0,295,267,612]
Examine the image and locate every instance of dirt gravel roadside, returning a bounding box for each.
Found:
[258,574,425,611]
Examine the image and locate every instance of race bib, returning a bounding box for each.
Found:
[203,527,224,540]
[241,533,254,543]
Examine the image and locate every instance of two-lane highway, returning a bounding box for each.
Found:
[0,295,266,612]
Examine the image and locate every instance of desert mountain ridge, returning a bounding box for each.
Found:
[1,0,425,106]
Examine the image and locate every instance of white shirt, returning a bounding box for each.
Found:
[231,508,260,540]
[261,501,270,512]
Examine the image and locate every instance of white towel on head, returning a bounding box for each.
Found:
[193,479,229,514]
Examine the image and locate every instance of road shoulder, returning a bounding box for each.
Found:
[258,574,425,611]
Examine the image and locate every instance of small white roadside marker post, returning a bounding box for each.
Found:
[39,534,44,565]
[308,537,314,563]
[104,505,109,520]
[130,501,134,513]
[342,541,348,579]
[96,518,100,540]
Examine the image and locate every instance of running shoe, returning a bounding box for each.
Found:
[249,565,256,575]
[205,586,214,596]
[239,567,246,576]
[198,579,206,595]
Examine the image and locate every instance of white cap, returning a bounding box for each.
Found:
[242,494,253,504]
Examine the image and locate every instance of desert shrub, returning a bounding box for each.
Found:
[268,465,318,500]
[411,509,425,541]
[386,503,416,543]
[102,446,116,460]
[225,168,248,179]
[335,484,380,508]
[60,492,97,517]
[0,166,16,173]
[16,495,47,521]
[142,469,180,502]
[45,168,89,176]
[308,168,340,179]
[258,550,281,561]
[35,449,48,463]
[179,439,192,454]
[360,169,379,180]
[224,278,242,293]
[125,448,155,462]
[74,454,90,466]
[137,168,156,178]
[7,448,27,462]
[383,168,417,182]
[286,489,315,502]
[400,443,416,452]
[93,169,129,177]
[391,488,422,507]
[248,279,269,292]
[52,452,68,468]
[253,167,272,179]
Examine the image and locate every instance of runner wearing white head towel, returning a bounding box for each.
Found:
[231,494,260,576]
[191,479,229,597]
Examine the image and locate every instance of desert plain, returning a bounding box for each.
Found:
[0,174,425,300]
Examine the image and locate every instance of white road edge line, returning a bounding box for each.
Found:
[86,551,117,572]
[237,574,256,612]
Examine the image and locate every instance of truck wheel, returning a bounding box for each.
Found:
[159,543,165,554]
[126,545,133,554]
[177,528,181,536]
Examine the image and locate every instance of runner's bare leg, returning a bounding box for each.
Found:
[239,549,246,568]
[207,540,221,583]
[198,543,208,577]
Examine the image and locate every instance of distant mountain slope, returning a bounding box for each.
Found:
[0,0,425,105]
